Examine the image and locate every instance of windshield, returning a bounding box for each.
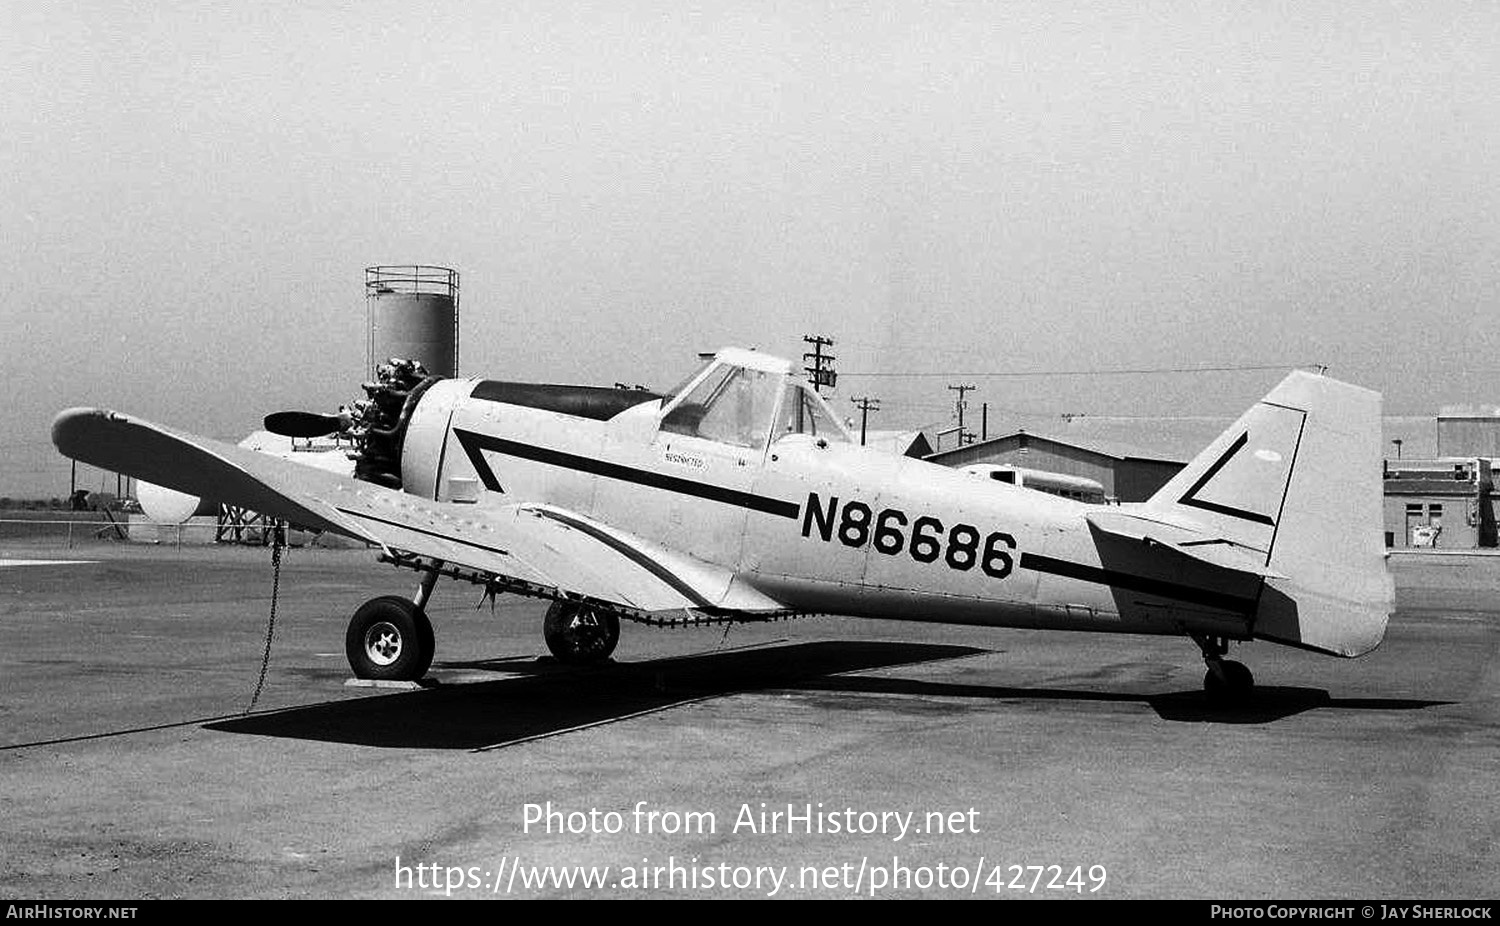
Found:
[660,364,781,449]
[775,383,848,442]
[658,358,714,404]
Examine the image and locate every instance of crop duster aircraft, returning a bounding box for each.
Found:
[52,347,1392,700]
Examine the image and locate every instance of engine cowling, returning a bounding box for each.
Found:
[396,377,476,500]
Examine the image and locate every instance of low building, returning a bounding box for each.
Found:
[925,430,1188,503]
[921,408,1500,548]
[1382,459,1495,549]
[1388,407,1500,548]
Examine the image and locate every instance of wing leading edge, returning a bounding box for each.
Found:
[51,408,786,618]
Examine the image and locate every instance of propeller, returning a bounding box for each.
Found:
[264,411,344,438]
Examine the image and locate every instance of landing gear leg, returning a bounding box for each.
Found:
[1191,632,1254,701]
[412,564,442,612]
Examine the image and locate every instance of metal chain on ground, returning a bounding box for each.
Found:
[245,522,287,713]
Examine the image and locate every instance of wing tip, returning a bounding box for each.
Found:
[51,407,117,456]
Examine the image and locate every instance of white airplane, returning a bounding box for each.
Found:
[52,347,1393,701]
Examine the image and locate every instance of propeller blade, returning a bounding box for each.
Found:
[264,411,342,438]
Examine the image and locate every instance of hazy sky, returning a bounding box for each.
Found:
[4,1,1497,495]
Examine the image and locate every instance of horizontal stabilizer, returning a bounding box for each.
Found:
[1085,509,1288,579]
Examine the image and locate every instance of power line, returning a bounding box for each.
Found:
[841,363,1318,378]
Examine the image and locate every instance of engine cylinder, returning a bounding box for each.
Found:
[350,360,442,490]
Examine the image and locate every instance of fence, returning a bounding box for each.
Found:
[0,516,346,550]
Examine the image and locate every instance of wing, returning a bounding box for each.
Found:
[52,408,787,618]
[1085,508,1288,579]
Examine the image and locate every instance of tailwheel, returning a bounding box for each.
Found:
[1191,633,1254,702]
[543,600,620,665]
[345,595,435,681]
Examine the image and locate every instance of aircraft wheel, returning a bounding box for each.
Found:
[1203,660,1254,701]
[345,595,434,681]
[543,601,620,665]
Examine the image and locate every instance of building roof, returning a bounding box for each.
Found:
[928,414,1227,465]
[927,413,1444,466]
[1438,405,1500,419]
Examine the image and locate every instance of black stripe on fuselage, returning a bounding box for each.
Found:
[1018,552,1258,614]
[453,429,802,519]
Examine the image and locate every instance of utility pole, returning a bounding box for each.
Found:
[803,335,837,394]
[851,396,881,446]
[948,383,976,444]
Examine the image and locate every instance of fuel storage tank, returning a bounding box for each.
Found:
[366,265,459,378]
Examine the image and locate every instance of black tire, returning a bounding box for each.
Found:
[543,601,620,665]
[1222,660,1253,692]
[1204,660,1254,702]
[345,595,434,681]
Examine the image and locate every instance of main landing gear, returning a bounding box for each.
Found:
[1192,633,1254,702]
[341,563,623,679]
[345,568,440,681]
[543,600,620,665]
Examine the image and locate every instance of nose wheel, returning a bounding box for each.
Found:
[543,600,620,665]
[1192,633,1254,702]
[346,595,435,681]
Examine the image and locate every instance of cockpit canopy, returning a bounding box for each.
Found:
[659,348,850,450]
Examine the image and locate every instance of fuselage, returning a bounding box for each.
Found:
[392,364,1255,641]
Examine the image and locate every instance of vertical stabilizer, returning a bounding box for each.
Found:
[1144,371,1392,656]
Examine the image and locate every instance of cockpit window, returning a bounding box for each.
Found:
[660,365,780,449]
[775,383,847,442]
[658,358,714,405]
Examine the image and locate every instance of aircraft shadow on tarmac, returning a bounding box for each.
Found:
[208,641,982,750]
[203,641,1451,749]
[794,674,1450,725]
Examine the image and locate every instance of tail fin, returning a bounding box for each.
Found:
[1144,371,1392,656]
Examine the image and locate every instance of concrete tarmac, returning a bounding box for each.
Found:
[0,543,1495,899]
